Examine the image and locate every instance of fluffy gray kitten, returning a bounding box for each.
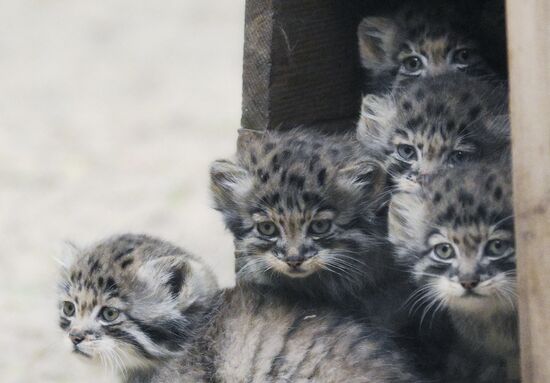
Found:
[58,234,425,382]
[389,161,518,382]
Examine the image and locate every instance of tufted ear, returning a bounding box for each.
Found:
[137,254,218,314]
[357,16,399,73]
[388,191,426,263]
[237,128,263,152]
[337,160,386,200]
[210,159,252,211]
[356,93,396,154]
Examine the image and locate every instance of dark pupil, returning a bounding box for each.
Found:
[493,241,501,249]
[441,245,449,253]
[405,57,420,70]
[314,221,327,231]
[64,302,74,315]
[261,223,274,234]
[106,309,113,317]
[459,50,469,61]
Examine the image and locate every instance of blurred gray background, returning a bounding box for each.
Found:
[0,1,244,381]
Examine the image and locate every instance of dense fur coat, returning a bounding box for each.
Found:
[357,1,506,92]
[357,72,509,193]
[210,129,397,306]
[58,234,424,383]
[389,161,518,382]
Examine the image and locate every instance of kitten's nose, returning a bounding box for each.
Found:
[285,256,304,268]
[69,332,85,345]
[460,279,480,290]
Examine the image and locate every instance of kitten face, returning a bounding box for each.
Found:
[211,130,388,292]
[357,73,509,193]
[59,279,143,366]
[58,234,216,373]
[357,4,496,91]
[389,162,516,314]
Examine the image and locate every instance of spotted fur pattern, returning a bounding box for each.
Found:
[357,1,503,92]
[357,73,510,193]
[210,128,392,304]
[388,161,518,382]
[57,234,218,381]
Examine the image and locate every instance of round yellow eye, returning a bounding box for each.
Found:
[486,239,510,257]
[101,307,120,322]
[434,243,455,260]
[309,219,332,235]
[63,301,75,316]
[257,221,278,237]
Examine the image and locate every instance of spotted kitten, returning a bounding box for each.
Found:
[357,1,503,92]
[210,128,393,305]
[58,233,218,381]
[389,161,518,382]
[357,72,509,193]
[59,234,424,382]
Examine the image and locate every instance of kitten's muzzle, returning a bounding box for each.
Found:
[285,255,305,268]
[69,331,86,345]
[460,278,480,290]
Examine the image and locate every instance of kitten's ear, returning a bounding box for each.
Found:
[138,255,217,311]
[237,128,263,152]
[356,93,396,151]
[388,191,426,262]
[55,240,81,271]
[337,160,386,199]
[357,16,399,72]
[210,159,252,212]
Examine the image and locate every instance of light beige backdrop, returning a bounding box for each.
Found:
[0,1,244,382]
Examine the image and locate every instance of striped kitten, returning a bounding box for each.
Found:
[151,283,424,383]
[58,234,424,382]
[210,128,395,306]
[389,161,518,382]
[57,234,218,381]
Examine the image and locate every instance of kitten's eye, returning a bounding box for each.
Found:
[309,219,332,235]
[257,221,279,237]
[448,150,468,165]
[434,243,455,260]
[62,301,75,317]
[100,307,120,322]
[452,49,474,66]
[485,239,511,258]
[401,56,424,74]
[397,144,417,161]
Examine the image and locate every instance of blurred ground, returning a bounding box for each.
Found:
[0,1,244,381]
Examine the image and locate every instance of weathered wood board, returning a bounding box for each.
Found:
[506,0,550,381]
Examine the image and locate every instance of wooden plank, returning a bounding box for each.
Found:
[241,0,364,132]
[506,1,550,382]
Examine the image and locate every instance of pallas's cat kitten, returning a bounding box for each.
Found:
[58,234,425,382]
[210,128,395,306]
[389,161,518,382]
